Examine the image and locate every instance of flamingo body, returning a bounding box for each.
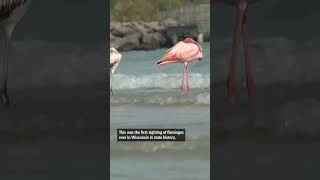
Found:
[157,38,203,94]
[157,38,203,65]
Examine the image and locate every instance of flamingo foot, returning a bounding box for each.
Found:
[181,85,184,95]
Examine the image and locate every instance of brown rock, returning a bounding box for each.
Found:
[163,18,179,27]
[111,22,136,37]
[110,21,168,51]
[116,32,142,51]
[144,22,165,32]
[139,32,166,50]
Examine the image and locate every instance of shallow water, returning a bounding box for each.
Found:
[110,43,210,180]
[110,105,210,180]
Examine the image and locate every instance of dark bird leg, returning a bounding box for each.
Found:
[1,30,10,107]
[242,12,256,102]
[227,2,246,104]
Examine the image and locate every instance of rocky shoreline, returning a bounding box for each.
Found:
[110,21,208,51]
[110,21,167,51]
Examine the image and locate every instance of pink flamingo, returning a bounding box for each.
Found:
[215,0,257,104]
[156,38,203,94]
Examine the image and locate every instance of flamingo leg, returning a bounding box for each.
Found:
[181,63,186,94]
[242,12,255,102]
[1,30,10,107]
[186,63,190,94]
[227,4,246,104]
[110,72,113,96]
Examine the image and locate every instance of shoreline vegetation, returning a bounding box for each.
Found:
[110,0,210,51]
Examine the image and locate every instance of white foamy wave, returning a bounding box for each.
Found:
[196,92,210,105]
[111,73,209,90]
[111,92,210,105]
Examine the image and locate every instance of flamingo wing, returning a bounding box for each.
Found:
[157,39,202,65]
[157,41,185,64]
[180,43,201,60]
[166,47,173,53]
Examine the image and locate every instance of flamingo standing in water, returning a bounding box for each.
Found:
[110,47,121,96]
[0,0,31,107]
[157,38,203,94]
[215,0,257,104]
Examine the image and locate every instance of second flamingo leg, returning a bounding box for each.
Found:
[181,63,187,94]
[227,3,246,104]
[242,13,256,102]
[1,31,10,107]
[186,62,190,94]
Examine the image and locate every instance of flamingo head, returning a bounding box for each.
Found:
[183,38,203,61]
[183,37,203,54]
[197,53,204,61]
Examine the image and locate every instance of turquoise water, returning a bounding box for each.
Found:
[110,43,210,180]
